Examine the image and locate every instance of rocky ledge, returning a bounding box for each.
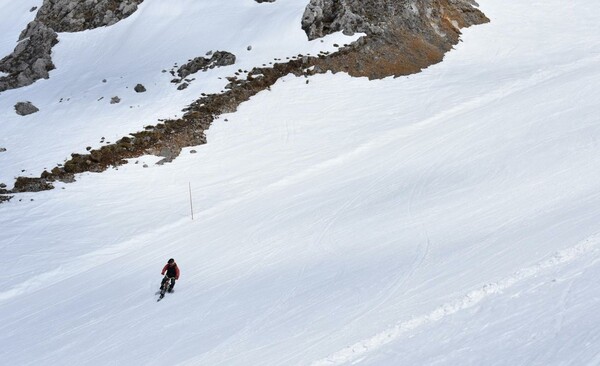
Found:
[0,21,58,92]
[35,0,144,32]
[0,0,144,93]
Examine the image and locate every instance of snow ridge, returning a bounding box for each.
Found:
[312,233,600,366]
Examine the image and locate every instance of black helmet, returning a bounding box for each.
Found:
[168,258,175,264]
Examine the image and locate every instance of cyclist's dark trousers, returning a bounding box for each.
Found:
[161,276,176,290]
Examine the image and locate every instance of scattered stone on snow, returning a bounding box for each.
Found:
[177,51,236,79]
[110,96,121,104]
[14,101,40,116]
[134,83,146,93]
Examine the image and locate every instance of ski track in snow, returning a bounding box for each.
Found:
[0,216,190,303]
[311,233,600,366]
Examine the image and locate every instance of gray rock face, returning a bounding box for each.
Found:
[177,51,236,79]
[300,0,488,80]
[14,101,40,116]
[301,0,484,40]
[0,1,145,93]
[35,0,145,33]
[0,21,58,92]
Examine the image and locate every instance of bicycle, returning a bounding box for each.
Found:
[157,275,175,301]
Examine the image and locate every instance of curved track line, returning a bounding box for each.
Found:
[311,233,600,366]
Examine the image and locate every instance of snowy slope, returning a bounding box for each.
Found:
[1,0,600,365]
[0,0,358,185]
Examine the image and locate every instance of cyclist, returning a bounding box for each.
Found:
[160,258,180,293]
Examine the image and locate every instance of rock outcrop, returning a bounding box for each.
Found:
[302,0,489,79]
[0,1,145,93]
[302,0,485,40]
[15,101,40,116]
[35,0,144,32]
[177,51,236,79]
[0,21,58,92]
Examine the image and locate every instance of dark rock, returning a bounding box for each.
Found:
[30,6,38,12]
[177,83,189,91]
[302,0,487,40]
[110,96,121,104]
[35,0,145,33]
[256,0,276,2]
[1,1,145,93]
[177,51,236,79]
[0,195,12,204]
[0,147,6,152]
[301,0,488,79]
[134,83,146,93]
[15,101,40,116]
[0,21,58,92]
[11,177,53,193]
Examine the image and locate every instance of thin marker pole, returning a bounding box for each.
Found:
[189,182,194,220]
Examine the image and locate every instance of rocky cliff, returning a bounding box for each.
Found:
[304,0,488,78]
[35,0,144,32]
[0,0,144,93]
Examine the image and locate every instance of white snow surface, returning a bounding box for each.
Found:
[2,0,600,365]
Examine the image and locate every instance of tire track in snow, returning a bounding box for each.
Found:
[311,233,600,366]
[0,217,191,304]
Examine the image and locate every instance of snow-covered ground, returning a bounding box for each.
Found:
[0,0,358,185]
[1,0,600,365]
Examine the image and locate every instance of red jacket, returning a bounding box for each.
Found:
[161,263,180,280]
